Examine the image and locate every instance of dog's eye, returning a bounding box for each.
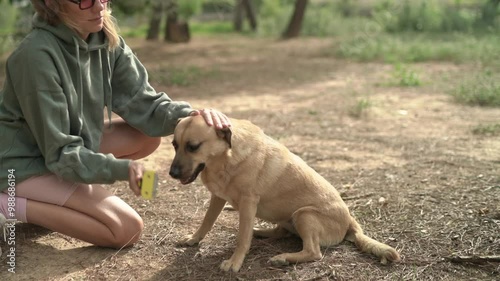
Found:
[172,140,178,150]
[186,142,201,153]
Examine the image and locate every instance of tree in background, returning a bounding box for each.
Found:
[282,0,308,39]
[234,0,257,32]
[146,0,165,40]
[164,1,190,43]
[146,0,202,43]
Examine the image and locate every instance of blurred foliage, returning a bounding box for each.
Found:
[373,0,499,33]
[0,0,33,55]
[301,2,339,36]
[1,0,499,57]
[177,0,204,20]
[202,0,234,13]
[0,0,18,36]
[111,0,149,15]
[256,0,293,36]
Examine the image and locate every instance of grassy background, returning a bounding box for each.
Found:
[1,0,500,115]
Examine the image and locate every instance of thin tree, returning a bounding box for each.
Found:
[146,0,164,40]
[234,0,257,32]
[234,0,244,31]
[282,0,308,39]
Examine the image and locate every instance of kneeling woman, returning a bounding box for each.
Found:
[0,0,230,248]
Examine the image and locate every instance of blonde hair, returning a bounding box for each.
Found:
[30,0,120,50]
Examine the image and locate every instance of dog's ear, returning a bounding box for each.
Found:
[216,127,232,148]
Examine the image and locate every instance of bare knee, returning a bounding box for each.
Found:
[109,213,144,249]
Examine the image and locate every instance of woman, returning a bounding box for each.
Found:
[0,0,230,248]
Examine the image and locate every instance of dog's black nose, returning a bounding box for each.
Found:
[169,165,181,179]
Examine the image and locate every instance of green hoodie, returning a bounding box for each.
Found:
[0,14,193,189]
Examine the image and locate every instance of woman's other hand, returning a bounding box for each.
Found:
[128,161,145,196]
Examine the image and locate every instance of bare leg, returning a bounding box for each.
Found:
[26,184,143,248]
[23,118,157,248]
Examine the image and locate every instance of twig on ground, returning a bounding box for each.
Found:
[445,255,500,264]
[342,192,374,201]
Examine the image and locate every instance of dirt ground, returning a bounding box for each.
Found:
[1,35,499,281]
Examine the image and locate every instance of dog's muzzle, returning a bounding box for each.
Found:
[169,163,206,185]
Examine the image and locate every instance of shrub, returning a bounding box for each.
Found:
[451,71,500,107]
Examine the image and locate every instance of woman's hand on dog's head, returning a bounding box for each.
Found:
[190,108,231,130]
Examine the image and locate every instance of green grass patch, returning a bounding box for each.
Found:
[375,63,422,88]
[450,71,500,107]
[472,123,500,136]
[391,63,421,87]
[335,32,500,65]
[121,25,149,38]
[348,97,372,119]
[190,21,234,35]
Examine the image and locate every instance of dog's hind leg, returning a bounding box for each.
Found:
[269,208,327,265]
[253,225,292,239]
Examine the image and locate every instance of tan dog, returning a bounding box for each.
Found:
[169,115,400,272]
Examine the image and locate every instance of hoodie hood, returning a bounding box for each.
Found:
[32,13,113,129]
[32,13,109,51]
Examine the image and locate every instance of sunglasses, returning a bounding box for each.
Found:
[67,0,110,10]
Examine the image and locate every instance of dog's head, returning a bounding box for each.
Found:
[169,115,232,184]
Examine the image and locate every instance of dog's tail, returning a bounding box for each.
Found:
[345,218,400,264]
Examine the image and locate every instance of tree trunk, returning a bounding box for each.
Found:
[146,2,164,40]
[282,0,308,39]
[242,0,257,31]
[164,12,191,43]
[233,0,244,32]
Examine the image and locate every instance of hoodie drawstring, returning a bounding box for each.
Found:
[72,36,113,131]
[73,37,84,135]
[101,49,113,128]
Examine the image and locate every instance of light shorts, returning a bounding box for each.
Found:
[1,174,81,223]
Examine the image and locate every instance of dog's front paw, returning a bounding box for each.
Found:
[177,234,201,246]
[269,254,290,266]
[220,258,243,272]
